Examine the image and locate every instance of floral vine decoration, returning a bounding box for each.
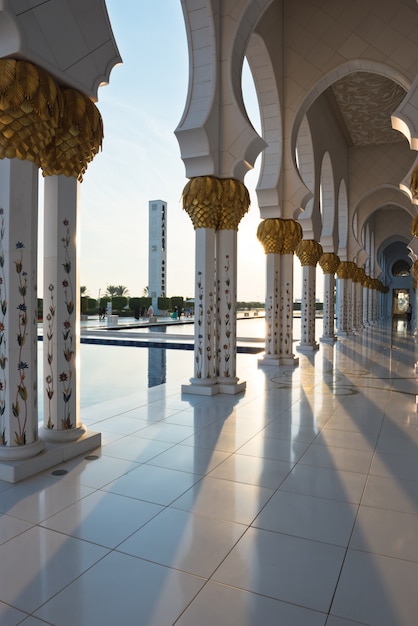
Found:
[0,208,6,445]
[45,283,55,429]
[60,219,74,429]
[13,241,28,445]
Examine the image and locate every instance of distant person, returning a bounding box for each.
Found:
[407,302,412,328]
[148,305,154,318]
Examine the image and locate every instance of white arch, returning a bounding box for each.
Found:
[291,60,412,163]
[245,32,282,214]
[337,179,348,261]
[319,151,336,252]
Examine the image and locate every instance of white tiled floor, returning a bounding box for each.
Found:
[1,322,418,624]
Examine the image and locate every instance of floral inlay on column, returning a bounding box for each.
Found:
[60,219,74,429]
[45,284,55,429]
[0,208,6,445]
[218,254,232,378]
[13,241,28,445]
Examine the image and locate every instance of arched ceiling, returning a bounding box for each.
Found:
[327,73,407,146]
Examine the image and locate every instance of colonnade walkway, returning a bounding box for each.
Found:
[0,321,417,625]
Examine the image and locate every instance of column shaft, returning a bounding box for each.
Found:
[188,228,217,389]
[0,159,43,459]
[321,273,336,342]
[279,254,298,364]
[298,265,319,350]
[42,175,85,441]
[263,253,280,360]
[216,229,244,392]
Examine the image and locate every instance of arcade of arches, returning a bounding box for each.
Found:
[0,0,418,479]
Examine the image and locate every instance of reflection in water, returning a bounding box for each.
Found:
[148,327,167,388]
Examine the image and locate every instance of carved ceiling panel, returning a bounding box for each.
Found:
[330,73,406,146]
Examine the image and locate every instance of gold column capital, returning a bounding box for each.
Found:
[41,88,103,181]
[256,218,302,255]
[411,165,418,201]
[411,213,418,238]
[318,252,340,274]
[413,259,418,281]
[295,239,323,267]
[0,58,103,181]
[182,176,250,230]
[219,178,250,230]
[182,176,223,229]
[0,58,60,164]
[355,267,367,283]
[336,261,357,279]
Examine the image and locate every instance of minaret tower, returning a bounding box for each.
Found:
[148,200,167,313]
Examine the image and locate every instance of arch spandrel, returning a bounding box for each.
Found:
[392,73,418,151]
[176,0,270,181]
[354,186,415,246]
[0,0,121,100]
[246,32,283,216]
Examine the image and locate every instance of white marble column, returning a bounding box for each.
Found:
[257,218,302,366]
[336,262,356,336]
[0,159,43,460]
[319,253,340,343]
[42,175,85,441]
[216,228,245,393]
[260,253,281,364]
[354,268,366,331]
[295,240,323,351]
[368,282,374,324]
[182,227,217,394]
[279,253,299,364]
[181,176,248,395]
[362,282,369,326]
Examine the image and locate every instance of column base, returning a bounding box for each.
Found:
[258,355,281,366]
[296,342,320,352]
[0,439,44,461]
[41,424,86,443]
[258,354,300,366]
[0,429,101,483]
[182,378,246,396]
[320,335,337,344]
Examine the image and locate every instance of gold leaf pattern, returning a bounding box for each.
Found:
[257,218,302,254]
[0,59,103,180]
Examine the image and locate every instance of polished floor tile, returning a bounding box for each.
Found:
[33,551,205,626]
[208,452,293,488]
[102,463,202,505]
[361,473,418,514]
[213,526,345,613]
[176,581,328,626]
[172,475,274,524]
[1,322,417,624]
[331,548,418,625]
[279,463,367,503]
[148,442,230,474]
[349,504,418,561]
[118,507,246,577]
[0,526,107,613]
[40,490,163,548]
[253,489,357,545]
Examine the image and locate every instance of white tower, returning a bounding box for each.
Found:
[148,200,167,313]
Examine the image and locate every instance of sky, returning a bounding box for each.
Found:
[68,0,270,303]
